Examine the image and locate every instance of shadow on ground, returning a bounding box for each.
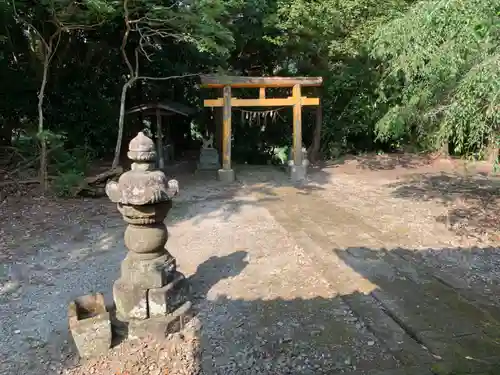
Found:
[77,247,500,375]
[185,246,500,375]
[387,172,500,240]
[7,163,500,375]
[0,252,252,375]
[321,153,435,171]
[5,244,500,375]
[189,251,249,298]
[0,164,334,375]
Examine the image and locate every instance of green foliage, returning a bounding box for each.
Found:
[265,0,417,157]
[124,0,234,58]
[1,0,499,192]
[51,171,85,197]
[11,130,93,196]
[370,0,500,155]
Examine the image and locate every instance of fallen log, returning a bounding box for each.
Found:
[0,167,123,197]
[84,166,123,185]
[0,176,55,187]
[71,167,123,197]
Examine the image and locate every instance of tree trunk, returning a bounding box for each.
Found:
[309,88,322,163]
[439,141,449,158]
[38,35,58,192]
[156,109,164,169]
[114,0,134,169]
[487,137,499,164]
[112,79,135,168]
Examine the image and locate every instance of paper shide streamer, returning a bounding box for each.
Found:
[237,107,285,131]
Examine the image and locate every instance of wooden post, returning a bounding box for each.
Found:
[215,108,223,165]
[165,115,172,163]
[222,85,232,170]
[292,84,303,166]
[213,87,223,165]
[156,109,165,169]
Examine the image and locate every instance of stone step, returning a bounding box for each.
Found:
[258,187,500,372]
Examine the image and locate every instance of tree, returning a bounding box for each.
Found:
[111,0,234,168]
[369,0,500,158]
[2,0,497,192]
[264,0,416,156]
[0,1,38,147]
[9,0,114,190]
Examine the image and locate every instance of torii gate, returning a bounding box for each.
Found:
[200,75,323,182]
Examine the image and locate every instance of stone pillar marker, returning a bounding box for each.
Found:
[105,131,191,340]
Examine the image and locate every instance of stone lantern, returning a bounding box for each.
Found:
[105,132,191,339]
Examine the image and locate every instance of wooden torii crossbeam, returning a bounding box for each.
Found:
[201,75,323,181]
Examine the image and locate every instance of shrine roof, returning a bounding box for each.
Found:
[126,100,197,117]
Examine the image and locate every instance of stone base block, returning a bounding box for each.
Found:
[289,164,307,182]
[198,148,220,171]
[148,271,189,317]
[120,251,176,289]
[68,293,112,359]
[217,168,235,183]
[198,161,221,171]
[198,163,221,171]
[113,279,148,321]
[128,301,193,341]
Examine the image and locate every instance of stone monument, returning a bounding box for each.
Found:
[197,133,220,171]
[105,131,191,340]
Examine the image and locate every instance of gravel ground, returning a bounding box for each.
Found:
[0,210,125,374]
[0,177,235,375]
[0,172,396,375]
[309,158,500,313]
[168,194,397,375]
[311,159,500,280]
[0,158,499,375]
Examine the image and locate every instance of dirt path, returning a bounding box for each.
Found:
[253,187,500,371]
[0,158,499,375]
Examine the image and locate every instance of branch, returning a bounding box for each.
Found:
[47,29,62,66]
[133,24,188,63]
[122,0,135,77]
[137,26,153,61]
[134,46,140,77]
[11,0,49,50]
[59,20,106,31]
[51,0,107,31]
